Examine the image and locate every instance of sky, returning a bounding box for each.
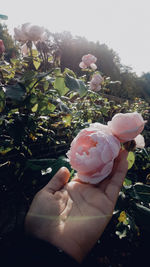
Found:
[1,0,150,76]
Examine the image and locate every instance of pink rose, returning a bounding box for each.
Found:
[0,40,5,54]
[14,23,45,42]
[90,74,104,92]
[79,54,97,70]
[14,23,30,42]
[27,25,45,42]
[134,134,145,148]
[107,112,146,142]
[67,124,121,184]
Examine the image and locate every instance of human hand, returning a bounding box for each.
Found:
[25,149,128,262]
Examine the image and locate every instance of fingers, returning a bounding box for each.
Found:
[105,149,128,204]
[44,167,70,193]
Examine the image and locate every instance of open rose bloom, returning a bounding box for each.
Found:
[67,124,121,184]
[90,74,104,92]
[14,23,45,42]
[79,54,97,70]
[67,112,146,184]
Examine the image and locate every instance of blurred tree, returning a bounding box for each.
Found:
[52,31,150,101]
[0,23,18,60]
[52,31,121,80]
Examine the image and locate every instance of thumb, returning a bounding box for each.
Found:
[45,167,70,193]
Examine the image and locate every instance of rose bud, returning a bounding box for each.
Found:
[107,112,146,143]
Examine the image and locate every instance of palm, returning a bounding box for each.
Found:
[48,180,114,255]
[26,150,128,262]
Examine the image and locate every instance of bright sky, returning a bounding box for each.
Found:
[1,0,150,76]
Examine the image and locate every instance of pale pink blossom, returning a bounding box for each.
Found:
[79,62,87,69]
[107,112,146,143]
[14,23,30,42]
[134,134,145,148]
[14,23,45,42]
[0,39,5,54]
[27,25,45,42]
[79,54,97,69]
[67,124,121,184]
[90,63,97,70]
[90,74,104,92]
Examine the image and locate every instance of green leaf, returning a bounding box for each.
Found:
[63,68,76,77]
[53,68,61,75]
[4,83,26,102]
[0,89,5,112]
[126,183,150,203]
[0,146,13,155]
[133,184,150,203]
[47,102,56,112]
[127,152,135,169]
[132,203,150,232]
[33,59,41,70]
[65,74,87,97]
[123,178,132,186]
[43,80,49,91]
[31,103,38,112]
[32,49,39,57]
[54,77,69,96]
[25,159,56,171]
[62,114,72,126]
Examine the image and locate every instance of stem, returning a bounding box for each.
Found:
[30,69,54,91]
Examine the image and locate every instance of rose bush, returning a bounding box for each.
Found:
[67,123,121,184]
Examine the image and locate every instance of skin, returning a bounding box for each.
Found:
[25,149,128,263]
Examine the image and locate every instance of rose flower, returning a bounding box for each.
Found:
[107,112,146,143]
[67,124,121,184]
[79,54,97,70]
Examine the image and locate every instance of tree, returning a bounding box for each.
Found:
[0,23,18,60]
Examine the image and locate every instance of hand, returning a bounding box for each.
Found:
[25,150,128,262]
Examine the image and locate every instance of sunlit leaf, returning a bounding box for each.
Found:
[47,102,56,112]
[123,178,132,186]
[0,146,13,155]
[33,59,41,70]
[62,114,72,126]
[127,151,135,169]
[32,49,39,57]
[65,74,87,97]
[54,77,69,96]
[31,103,38,112]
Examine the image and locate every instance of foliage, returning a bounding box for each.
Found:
[51,31,150,102]
[0,23,18,60]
